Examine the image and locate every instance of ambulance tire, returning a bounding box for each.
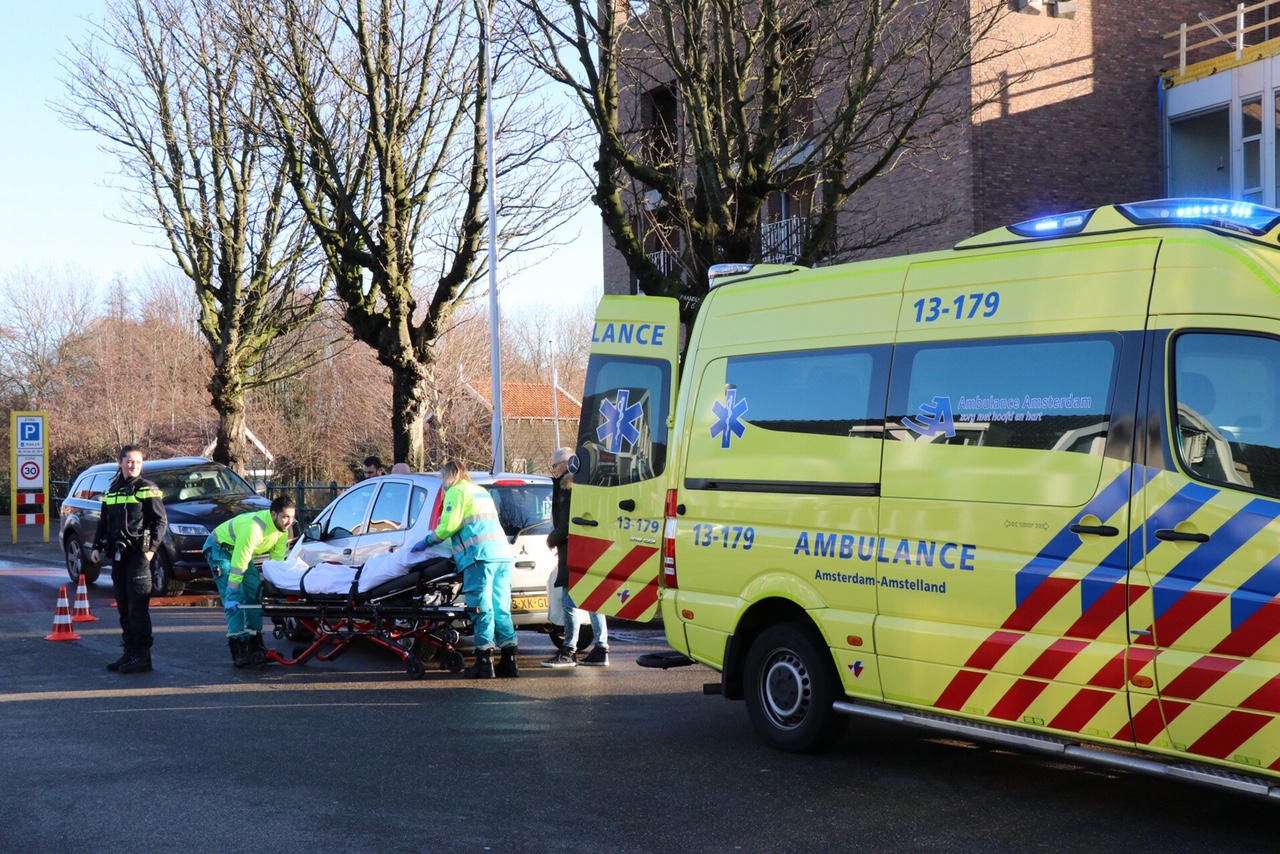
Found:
[744,622,847,753]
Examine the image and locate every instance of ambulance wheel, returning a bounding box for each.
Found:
[406,656,426,679]
[744,622,847,753]
[444,650,466,673]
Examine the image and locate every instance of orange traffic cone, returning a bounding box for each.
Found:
[45,586,81,641]
[71,574,99,622]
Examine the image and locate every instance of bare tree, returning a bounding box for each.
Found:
[60,0,324,473]
[232,0,580,470]
[524,0,1029,323]
[0,265,99,411]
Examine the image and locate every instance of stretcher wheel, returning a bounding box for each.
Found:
[444,650,465,673]
[406,656,427,679]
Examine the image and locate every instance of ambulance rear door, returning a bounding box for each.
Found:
[568,296,681,620]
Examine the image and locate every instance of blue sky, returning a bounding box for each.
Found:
[0,0,601,314]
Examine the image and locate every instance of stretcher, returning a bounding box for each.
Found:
[260,554,472,678]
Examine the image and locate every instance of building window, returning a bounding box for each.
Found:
[1169,107,1231,198]
[1243,98,1263,203]
[1013,0,1076,19]
[641,85,678,165]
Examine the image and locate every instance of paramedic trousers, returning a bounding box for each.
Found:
[463,558,516,650]
[203,538,263,638]
[559,585,608,651]
[112,548,153,649]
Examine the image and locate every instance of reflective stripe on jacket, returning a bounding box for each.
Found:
[433,481,512,571]
[213,510,288,579]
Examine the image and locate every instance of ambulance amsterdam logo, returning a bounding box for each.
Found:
[598,390,644,453]
[903,395,956,439]
[849,660,864,678]
[617,588,632,604]
[710,387,748,449]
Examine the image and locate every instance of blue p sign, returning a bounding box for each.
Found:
[20,421,40,442]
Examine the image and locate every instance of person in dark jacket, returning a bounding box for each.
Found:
[91,445,167,674]
[542,447,609,668]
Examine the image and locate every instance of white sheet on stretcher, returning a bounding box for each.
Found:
[263,546,448,594]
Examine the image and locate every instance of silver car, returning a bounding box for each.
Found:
[288,472,556,629]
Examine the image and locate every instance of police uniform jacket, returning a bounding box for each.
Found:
[94,475,167,555]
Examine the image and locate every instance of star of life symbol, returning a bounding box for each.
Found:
[710,387,749,449]
[903,395,956,439]
[597,390,644,453]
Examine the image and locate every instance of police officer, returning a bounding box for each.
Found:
[410,460,517,678]
[203,495,296,667]
[91,445,167,674]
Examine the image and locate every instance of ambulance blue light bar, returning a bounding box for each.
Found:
[1116,198,1280,236]
[1007,208,1095,238]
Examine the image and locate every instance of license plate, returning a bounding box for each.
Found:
[511,595,547,612]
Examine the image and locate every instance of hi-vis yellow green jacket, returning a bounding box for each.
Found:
[212,510,288,579]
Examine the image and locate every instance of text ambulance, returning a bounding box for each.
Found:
[568,199,1280,798]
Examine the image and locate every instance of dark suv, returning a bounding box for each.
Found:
[59,457,273,596]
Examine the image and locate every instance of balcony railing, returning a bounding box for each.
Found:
[761,216,807,264]
[1165,1,1280,78]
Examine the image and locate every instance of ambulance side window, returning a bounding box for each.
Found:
[723,346,889,438]
[1173,332,1280,495]
[888,334,1118,452]
[576,355,671,487]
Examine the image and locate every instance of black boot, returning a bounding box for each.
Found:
[118,645,152,674]
[229,637,251,668]
[495,645,519,678]
[106,644,132,672]
[464,648,495,679]
[247,633,269,668]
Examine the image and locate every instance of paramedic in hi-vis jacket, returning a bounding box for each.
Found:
[92,445,167,674]
[410,460,518,678]
[202,495,296,667]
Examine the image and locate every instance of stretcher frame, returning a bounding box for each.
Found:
[261,558,473,678]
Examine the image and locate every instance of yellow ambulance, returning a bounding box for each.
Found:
[568,199,1280,798]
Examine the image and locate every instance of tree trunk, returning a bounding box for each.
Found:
[208,363,248,473]
[389,358,429,472]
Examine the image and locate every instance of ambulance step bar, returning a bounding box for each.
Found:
[833,700,1280,800]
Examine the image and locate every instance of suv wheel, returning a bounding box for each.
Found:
[151,551,186,597]
[64,532,100,585]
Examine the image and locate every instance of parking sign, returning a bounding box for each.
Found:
[16,416,43,451]
[10,411,50,543]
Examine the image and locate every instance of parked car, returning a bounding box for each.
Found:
[288,472,566,635]
[59,456,274,596]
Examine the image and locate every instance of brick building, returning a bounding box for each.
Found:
[462,381,582,474]
[602,0,1255,295]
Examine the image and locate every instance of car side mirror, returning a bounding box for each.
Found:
[305,523,322,541]
[253,479,267,496]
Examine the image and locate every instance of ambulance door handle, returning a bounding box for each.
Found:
[572,517,598,527]
[1069,523,1119,537]
[1155,529,1210,543]
[619,499,636,511]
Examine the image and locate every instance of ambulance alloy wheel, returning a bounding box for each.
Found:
[744,622,847,753]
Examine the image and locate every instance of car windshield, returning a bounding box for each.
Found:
[482,482,552,539]
[147,466,255,501]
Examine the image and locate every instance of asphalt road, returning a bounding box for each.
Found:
[1,548,1276,853]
